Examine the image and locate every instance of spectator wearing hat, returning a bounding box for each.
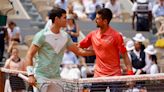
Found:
[66,14,80,43]
[144,45,159,74]
[135,45,156,74]
[126,40,135,61]
[133,33,146,51]
[129,33,146,74]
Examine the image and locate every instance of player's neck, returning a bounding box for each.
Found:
[51,24,60,34]
[100,25,109,34]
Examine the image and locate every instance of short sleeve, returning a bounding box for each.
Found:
[117,33,127,54]
[32,31,44,47]
[80,31,93,48]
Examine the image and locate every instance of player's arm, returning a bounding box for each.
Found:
[25,44,39,85]
[67,43,95,56]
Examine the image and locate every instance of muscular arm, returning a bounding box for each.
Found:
[67,43,95,56]
[25,44,39,85]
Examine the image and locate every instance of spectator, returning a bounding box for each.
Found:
[66,14,80,43]
[126,40,135,62]
[156,23,164,36]
[0,27,8,62]
[131,33,146,74]
[60,49,81,79]
[135,45,156,74]
[105,0,121,18]
[150,55,159,74]
[67,4,78,19]
[54,0,68,10]
[132,0,152,31]
[144,45,159,74]
[133,33,146,51]
[81,55,96,78]
[152,0,164,31]
[84,0,97,20]
[72,0,87,19]
[7,21,22,53]
[4,48,26,92]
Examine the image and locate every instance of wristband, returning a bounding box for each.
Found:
[127,70,134,75]
[26,66,34,76]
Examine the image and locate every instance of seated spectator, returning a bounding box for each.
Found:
[135,45,157,74]
[81,55,96,78]
[133,33,146,51]
[67,4,78,19]
[66,14,80,43]
[54,0,67,10]
[60,49,81,79]
[84,0,97,20]
[105,0,121,18]
[131,33,146,74]
[7,21,22,53]
[126,40,135,62]
[152,0,164,32]
[150,55,159,74]
[144,45,159,74]
[72,0,87,19]
[156,23,164,37]
[132,0,152,31]
[4,48,26,92]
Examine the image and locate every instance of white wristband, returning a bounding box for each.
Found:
[26,66,34,76]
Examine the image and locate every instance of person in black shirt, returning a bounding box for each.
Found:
[0,27,8,62]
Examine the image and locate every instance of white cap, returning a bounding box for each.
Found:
[133,33,146,42]
[144,45,157,55]
[126,40,134,51]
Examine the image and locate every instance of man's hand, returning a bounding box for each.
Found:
[28,75,36,86]
[127,70,134,75]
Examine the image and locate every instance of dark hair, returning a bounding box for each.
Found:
[151,55,157,64]
[97,8,113,24]
[8,21,16,26]
[49,7,66,23]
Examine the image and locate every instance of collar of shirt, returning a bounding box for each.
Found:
[96,26,113,38]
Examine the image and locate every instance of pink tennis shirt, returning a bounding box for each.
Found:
[80,27,127,77]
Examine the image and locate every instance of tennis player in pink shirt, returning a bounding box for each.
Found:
[80,8,133,77]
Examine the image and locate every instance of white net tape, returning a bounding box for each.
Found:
[1,67,164,83]
[1,68,164,92]
[0,68,27,75]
